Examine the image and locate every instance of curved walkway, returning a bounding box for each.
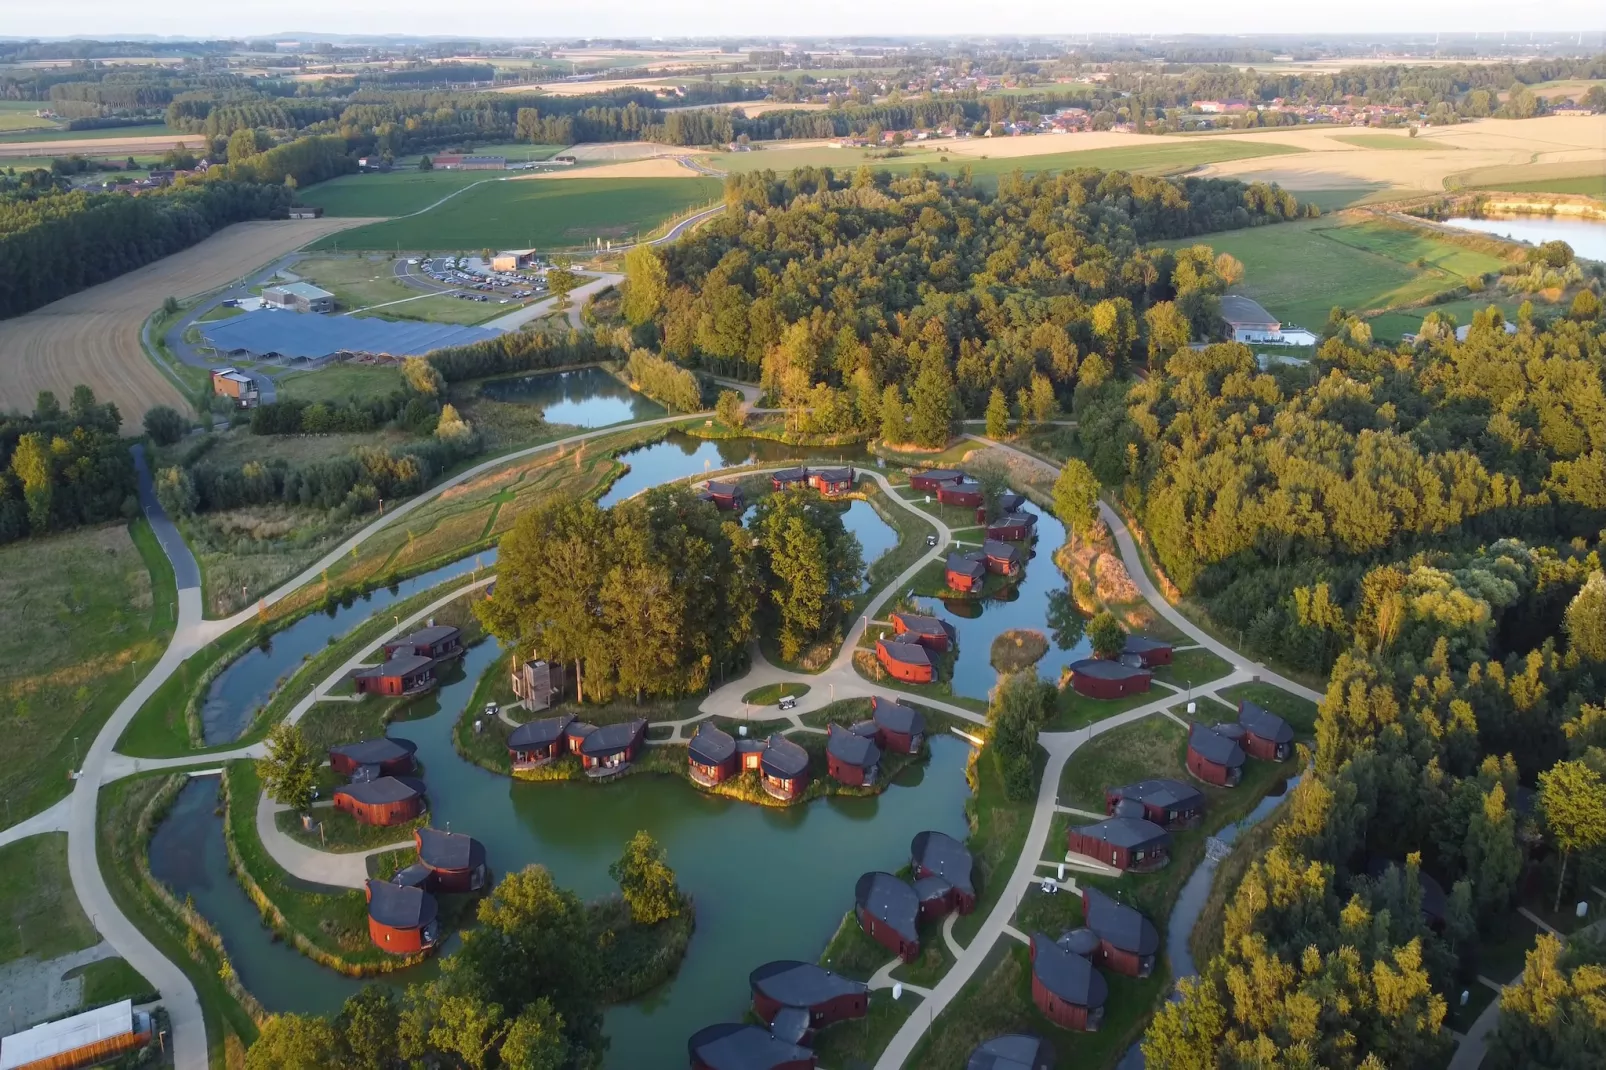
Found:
[254,796,409,889]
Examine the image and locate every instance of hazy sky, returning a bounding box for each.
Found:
[7,3,1602,41]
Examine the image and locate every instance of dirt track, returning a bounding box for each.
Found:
[0,218,368,428]
[0,134,207,159]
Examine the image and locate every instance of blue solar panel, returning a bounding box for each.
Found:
[201,309,502,359]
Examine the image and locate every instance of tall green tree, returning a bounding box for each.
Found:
[257,723,318,812]
[1086,611,1125,659]
[1144,300,1191,371]
[1565,571,1606,661]
[245,1013,343,1070]
[335,987,400,1070]
[907,357,956,448]
[1538,759,1606,911]
[714,389,746,429]
[879,384,906,444]
[984,386,1011,439]
[622,245,668,326]
[1052,458,1100,537]
[1485,932,1606,1070]
[609,831,681,925]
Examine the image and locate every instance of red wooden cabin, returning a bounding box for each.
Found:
[579,718,646,775]
[909,468,966,493]
[855,871,920,961]
[687,1024,815,1070]
[771,467,810,491]
[1104,778,1204,829]
[365,879,439,954]
[888,612,952,652]
[982,539,1021,576]
[1029,932,1108,1031]
[915,875,956,922]
[826,723,881,787]
[1238,700,1295,760]
[749,959,868,1032]
[328,737,417,779]
[937,481,984,508]
[414,827,488,893]
[698,480,745,511]
[808,467,855,496]
[871,696,926,754]
[945,552,987,593]
[507,713,577,770]
[352,653,437,697]
[688,722,738,786]
[1120,635,1173,668]
[334,776,426,826]
[383,623,463,663]
[875,639,934,683]
[760,734,810,801]
[1081,886,1160,977]
[1066,659,1151,699]
[1066,816,1170,872]
[910,830,976,914]
[986,512,1037,541]
[1186,723,1246,787]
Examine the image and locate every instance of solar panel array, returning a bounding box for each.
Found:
[202,309,502,360]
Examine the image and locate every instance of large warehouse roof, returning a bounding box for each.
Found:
[201,309,500,359]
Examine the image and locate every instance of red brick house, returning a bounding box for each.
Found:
[507,713,576,769]
[771,466,810,491]
[808,467,855,496]
[687,1024,815,1070]
[688,722,739,786]
[352,653,438,697]
[909,468,966,493]
[1187,723,1246,787]
[749,960,868,1033]
[579,718,646,775]
[334,776,426,826]
[1029,932,1108,1031]
[855,871,920,961]
[414,827,488,893]
[1120,635,1173,668]
[875,638,934,683]
[760,734,810,801]
[1066,816,1170,872]
[911,830,976,914]
[967,1036,1054,1070]
[937,481,984,508]
[986,512,1037,541]
[383,623,463,663]
[1104,778,1204,829]
[698,481,745,511]
[889,612,953,652]
[365,879,439,954]
[871,696,926,754]
[328,737,417,779]
[826,723,882,786]
[945,551,987,592]
[1066,659,1151,699]
[1081,887,1160,977]
[982,539,1021,577]
[1238,700,1295,760]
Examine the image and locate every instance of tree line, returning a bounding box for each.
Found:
[0,387,134,544]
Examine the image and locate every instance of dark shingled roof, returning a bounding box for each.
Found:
[1068,658,1150,682]
[689,722,736,765]
[507,713,575,749]
[686,1023,814,1070]
[331,737,417,766]
[366,879,437,930]
[983,539,1020,562]
[394,624,457,647]
[967,1034,1054,1070]
[877,640,932,668]
[1059,928,1101,957]
[814,467,853,482]
[1121,634,1171,656]
[994,510,1036,530]
[915,875,953,902]
[855,871,919,943]
[705,480,740,497]
[1109,778,1203,813]
[760,734,809,779]
[580,718,645,757]
[773,466,809,482]
[1189,723,1246,768]
[890,612,948,639]
[1030,932,1109,1008]
[917,468,966,483]
[1082,886,1160,956]
[1239,700,1294,744]
[749,959,868,1010]
[356,652,433,678]
[1112,798,1145,819]
[872,697,925,736]
[996,491,1026,514]
[391,862,432,888]
[828,723,881,769]
[1073,816,1169,851]
[416,827,485,873]
[336,776,425,807]
[911,830,975,898]
[947,552,986,579]
[770,1007,809,1045]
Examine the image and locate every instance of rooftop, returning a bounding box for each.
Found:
[331,737,417,766]
[966,1033,1053,1070]
[855,871,919,942]
[871,696,925,736]
[947,551,986,578]
[415,827,485,873]
[202,308,501,360]
[686,1023,814,1070]
[1082,886,1160,956]
[336,776,425,807]
[911,829,975,897]
[1030,932,1109,1008]
[827,723,881,769]
[1121,635,1171,655]
[507,713,576,749]
[268,281,333,301]
[1189,722,1247,768]
[1220,294,1279,328]
[1108,778,1203,812]
[877,639,932,668]
[1074,816,1170,850]
[749,959,867,1009]
[0,1001,143,1070]
[1068,658,1149,681]
[1239,700,1294,744]
[889,612,948,638]
[355,652,434,679]
[983,539,1020,561]
[689,721,736,765]
[916,468,966,483]
[365,879,438,930]
[760,733,809,778]
[393,623,459,648]
[580,718,646,756]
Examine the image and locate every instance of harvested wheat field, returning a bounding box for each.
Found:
[562,141,697,161]
[524,157,701,180]
[0,133,207,159]
[0,217,368,426]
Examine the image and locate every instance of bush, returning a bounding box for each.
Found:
[144,405,188,446]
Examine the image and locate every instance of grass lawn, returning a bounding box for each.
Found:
[1216,681,1319,735]
[0,107,57,133]
[0,834,99,965]
[1058,714,1190,812]
[859,485,937,610]
[1473,174,1606,199]
[294,168,491,217]
[1150,648,1232,690]
[276,362,405,405]
[953,745,1044,946]
[276,805,425,853]
[1332,134,1443,150]
[1477,914,1544,984]
[740,681,811,705]
[1046,684,1163,732]
[65,957,157,1008]
[1366,295,1528,341]
[1320,219,1507,279]
[0,123,172,143]
[810,988,919,1070]
[1294,187,1393,212]
[196,302,244,322]
[0,520,176,820]
[309,177,723,252]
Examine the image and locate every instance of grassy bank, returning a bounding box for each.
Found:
[0,834,99,965]
[953,744,1044,947]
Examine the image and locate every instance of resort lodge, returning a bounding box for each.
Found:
[364,879,439,954]
[333,776,426,826]
[1080,887,1160,977]
[875,638,934,683]
[1029,932,1109,1031]
[854,871,921,961]
[1104,778,1204,829]
[1065,658,1152,699]
[413,827,489,893]
[888,611,953,652]
[1066,815,1171,872]
[1187,722,1248,787]
[687,1023,815,1070]
[749,960,869,1039]
[910,830,977,914]
[825,723,881,786]
[328,736,417,780]
[944,551,987,593]
[1237,700,1295,760]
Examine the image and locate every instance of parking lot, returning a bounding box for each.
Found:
[393,255,550,307]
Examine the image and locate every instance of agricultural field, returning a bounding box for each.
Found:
[1331,133,1442,150]
[309,176,722,252]
[274,363,404,404]
[1472,174,1606,199]
[295,169,490,217]
[0,102,56,133]
[0,130,198,157]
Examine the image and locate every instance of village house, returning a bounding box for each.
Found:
[749,960,869,1036]
[1066,815,1171,872]
[889,612,953,652]
[937,480,984,508]
[328,737,418,780]
[1120,635,1173,668]
[855,871,921,961]
[688,721,739,786]
[507,713,575,769]
[982,539,1021,577]
[826,723,882,786]
[698,480,745,511]
[1029,932,1109,1030]
[1065,659,1152,699]
[210,367,259,408]
[510,658,564,710]
[414,827,488,893]
[871,696,925,754]
[909,468,965,493]
[1081,887,1160,977]
[875,638,934,684]
[364,879,439,953]
[334,776,426,826]
[771,466,811,491]
[1187,723,1247,787]
[911,829,976,914]
[967,1035,1054,1070]
[687,1023,815,1070]
[352,652,438,697]
[384,623,463,663]
[986,512,1037,541]
[760,734,811,801]
[579,719,647,776]
[1104,778,1204,829]
[262,281,335,314]
[945,551,987,593]
[807,467,855,496]
[1238,700,1295,760]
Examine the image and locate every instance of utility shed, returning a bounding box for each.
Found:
[0,1000,152,1070]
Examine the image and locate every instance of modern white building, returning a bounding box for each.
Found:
[1221,295,1315,346]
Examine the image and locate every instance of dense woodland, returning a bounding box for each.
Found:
[0,387,135,544]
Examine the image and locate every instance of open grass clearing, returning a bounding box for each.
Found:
[64,957,158,1009]
[275,362,405,405]
[1216,681,1319,736]
[1366,295,1529,341]
[1332,133,1443,151]
[740,681,811,706]
[810,987,918,1070]
[294,168,493,218]
[1151,647,1232,690]
[1472,174,1606,199]
[0,834,99,965]
[1047,684,1161,733]
[952,745,1044,946]
[276,805,426,853]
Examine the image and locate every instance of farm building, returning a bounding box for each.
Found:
[771,467,810,490]
[875,638,934,684]
[1105,778,1203,829]
[749,960,868,1033]
[0,1000,153,1070]
[966,1034,1054,1070]
[1221,295,1283,343]
[1029,932,1108,1031]
[911,829,976,914]
[686,1023,815,1070]
[210,367,259,407]
[1066,816,1170,872]
[909,468,966,492]
[364,879,439,954]
[1238,700,1295,760]
[334,776,426,826]
[871,696,926,754]
[1120,635,1173,668]
[507,713,576,769]
[826,723,881,786]
[982,540,1021,576]
[889,612,953,652]
[202,310,500,361]
[1187,723,1247,787]
[262,281,335,313]
[760,734,810,801]
[945,551,987,592]
[414,827,488,893]
[328,737,418,780]
[807,467,855,496]
[1065,659,1151,699]
[579,718,647,775]
[698,481,745,511]
[384,623,463,663]
[510,658,564,710]
[915,874,958,922]
[688,722,739,786]
[986,512,1037,541]
[937,481,984,508]
[855,871,921,961]
[433,154,506,170]
[1081,886,1160,977]
[351,652,437,697]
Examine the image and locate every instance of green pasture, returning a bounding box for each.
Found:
[1474,174,1606,199]
[309,176,722,252]
[0,122,173,144]
[295,169,492,217]
[1332,134,1444,151]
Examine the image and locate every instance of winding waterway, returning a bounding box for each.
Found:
[598,431,869,507]
[477,366,666,428]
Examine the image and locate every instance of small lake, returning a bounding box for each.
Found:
[911,504,1090,700]
[477,367,665,428]
[1444,215,1606,262]
[598,431,869,508]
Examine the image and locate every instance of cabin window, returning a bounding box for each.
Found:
[1135,850,1145,862]
[1111,851,1119,864]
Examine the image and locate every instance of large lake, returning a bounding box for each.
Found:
[1444,214,1606,262]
